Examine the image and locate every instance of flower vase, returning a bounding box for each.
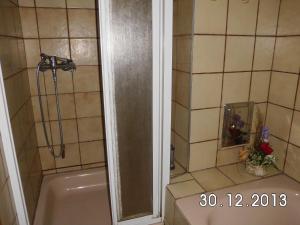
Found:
[246,161,266,177]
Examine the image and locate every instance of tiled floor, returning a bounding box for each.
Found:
[169,163,281,197]
[165,163,281,225]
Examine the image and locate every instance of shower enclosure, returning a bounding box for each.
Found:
[0,0,172,225]
[99,0,172,224]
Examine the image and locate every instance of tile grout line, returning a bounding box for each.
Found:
[283,68,300,171]
[215,0,230,167]
[63,0,83,171]
[247,0,261,104]
[32,0,58,172]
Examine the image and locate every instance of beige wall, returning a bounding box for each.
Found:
[0,134,17,225]
[172,0,281,172]
[172,0,193,170]
[0,0,42,223]
[266,0,300,182]
[19,0,106,174]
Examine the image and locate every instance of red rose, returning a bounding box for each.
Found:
[260,143,273,155]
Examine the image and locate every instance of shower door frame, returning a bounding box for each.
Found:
[0,63,30,225]
[98,0,172,224]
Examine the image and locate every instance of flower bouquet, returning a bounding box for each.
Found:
[245,126,276,176]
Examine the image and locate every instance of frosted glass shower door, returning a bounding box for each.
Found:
[98,0,172,224]
[110,0,153,220]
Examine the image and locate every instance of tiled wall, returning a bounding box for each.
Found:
[172,0,280,172]
[19,0,106,174]
[0,0,42,222]
[266,0,300,182]
[172,0,193,171]
[0,134,18,225]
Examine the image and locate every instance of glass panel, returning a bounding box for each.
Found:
[110,0,153,220]
[222,102,254,148]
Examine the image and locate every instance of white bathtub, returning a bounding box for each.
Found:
[33,168,112,225]
[176,175,300,225]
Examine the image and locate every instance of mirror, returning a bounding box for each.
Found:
[222,102,254,148]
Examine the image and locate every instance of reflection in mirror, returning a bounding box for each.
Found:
[222,102,254,148]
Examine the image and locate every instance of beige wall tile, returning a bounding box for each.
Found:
[175,0,193,35]
[172,70,177,101]
[189,140,218,171]
[55,143,80,168]
[225,37,255,72]
[194,0,227,34]
[48,94,76,120]
[269,72,298,108]
[36,0,66,7]
[295,81,300,111]
[176,36,192,72]
[40,39,70,59]
[171,102,176,130]
[174,206,189,225]
[75,92,101,118]
[68,9,97,38]
[82,162,105,169]
[174,134,189,170]
[18,0,34,7]
[171,162,186,177]
[190,108,219,142]
[273,37,300,74]
[227,0,259,35]
[222,72,251,104]
[284,144,300,182]
[191,73,222,109]
[38,147,55,170]
[24,39,40,68]
[278,0,300,35]
[170,173,193,184]
[217,147,241,166]
[192,168,233,191]
[73,66,100,92]
[219,163,260,184]
[37,9,68,38]
[0,184,15,225]
[172,38,177,69]
[192,35,225,73]
[256,0,280,35]
[0,153,7,188]
[70,39,99,65]
[175,71,190,108]
[56,166,81,173]
[165,189,175,225]
[266,104,293,141]
[269,136,287,170]
[19,8,38,38]
[51,119,78,145]
[67,0,96,9]
[80,140,105,164]
[289,111,300,147]
[35,122,51,147]
[174,103,189,140]
[31,96,48,122]
[28,68,45,96]
[250,71,271,103]
[251,103,267,133]
[78,117,103,142]
[44,70,74,94]
[167,180,204,199]
[253,37,275,70]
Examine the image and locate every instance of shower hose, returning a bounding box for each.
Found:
[36,63,65,158]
